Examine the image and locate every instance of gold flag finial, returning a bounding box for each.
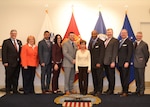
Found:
[124,5,128,14]
[72,4,74,13]
[45,10,48,14]
[125,10,127,14]
[98,4,102,12]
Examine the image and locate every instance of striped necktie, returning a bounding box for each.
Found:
[119,40,124,48]
[14,40,18,51]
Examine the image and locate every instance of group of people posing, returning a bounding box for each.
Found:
[2,30,63,94]
[2,28,149,97]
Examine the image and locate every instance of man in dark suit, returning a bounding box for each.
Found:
[103,28,119,95]
[88,30,105,96]
[38,31,52,94]
[133,32,149,96]
[118,29,133,97]
[2,29,22,94]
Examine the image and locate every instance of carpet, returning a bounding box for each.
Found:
[0,94,150,107]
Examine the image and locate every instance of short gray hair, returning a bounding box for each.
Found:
[10,29,17,33]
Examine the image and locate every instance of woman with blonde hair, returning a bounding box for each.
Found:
[21,35,39,94]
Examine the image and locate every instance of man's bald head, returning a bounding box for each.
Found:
[121,29,128,39]
[91,30,98,39]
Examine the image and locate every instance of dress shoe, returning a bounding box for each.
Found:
[6,91,11,95]
[89,91,97,95]
[82,93,87,95]
[120,93,128,97]
[82,91,87,95]
[70,90,77,94]
[53,90,63,94]
[13,91,21,94]
[138,92,144,96]
[65,91,70,95]
[57,89,62,93]
[103,90,109,94]
[106,91,114,95]
[19,88,24,92]
[132,91,139,95]
[46,90,52,93]
[138,93,144,96]
[53,90,58,94]
[42,91,46,94]
[95,92,101,96]
[118,91,123,95]
[42,90,50,94]
[57,91,63,94]
[45,90,52,94]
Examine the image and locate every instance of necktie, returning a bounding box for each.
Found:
[104,39,109,47]
[119,40,124,48]
[89,40,93,49]
[14,40,18,51]
[92,41,95,48]
[134,42,137,49]
[46,40,50,47]
[72,42,74,48]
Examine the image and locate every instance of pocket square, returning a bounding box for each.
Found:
[122,44,127,46]
[139,57,143,60]
[95,46,99,48]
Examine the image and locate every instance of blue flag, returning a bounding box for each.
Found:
[94,11,106,34]
[88,11,106,49]
[118,14,136,83]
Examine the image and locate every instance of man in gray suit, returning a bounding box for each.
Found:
[62,32,77,95]
[103,28,119,95]
[38,31,52,94]
[134,31,149,96]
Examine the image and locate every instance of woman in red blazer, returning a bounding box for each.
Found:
[21,35,39,94]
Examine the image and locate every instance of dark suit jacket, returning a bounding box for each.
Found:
[2,38,22,67]
[118,38,133,67]
[38,39,52,65]
[89,38,105,68]
[104,38,119,65]
[134,40,149,68]
[52,44,63,64]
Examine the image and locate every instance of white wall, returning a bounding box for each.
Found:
[0,0,150,89]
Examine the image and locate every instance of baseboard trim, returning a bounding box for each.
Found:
[145,82,150,87]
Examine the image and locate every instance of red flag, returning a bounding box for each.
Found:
[63,13,81,44]
[63,12,81,82]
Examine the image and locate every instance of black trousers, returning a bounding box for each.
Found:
[52,63,61,92]
[5,64,20,93]
[104,65,115,92]
[119,66,130,93]
[78,67,88,94]
[91,67,104,93]
[22,66,36,94]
